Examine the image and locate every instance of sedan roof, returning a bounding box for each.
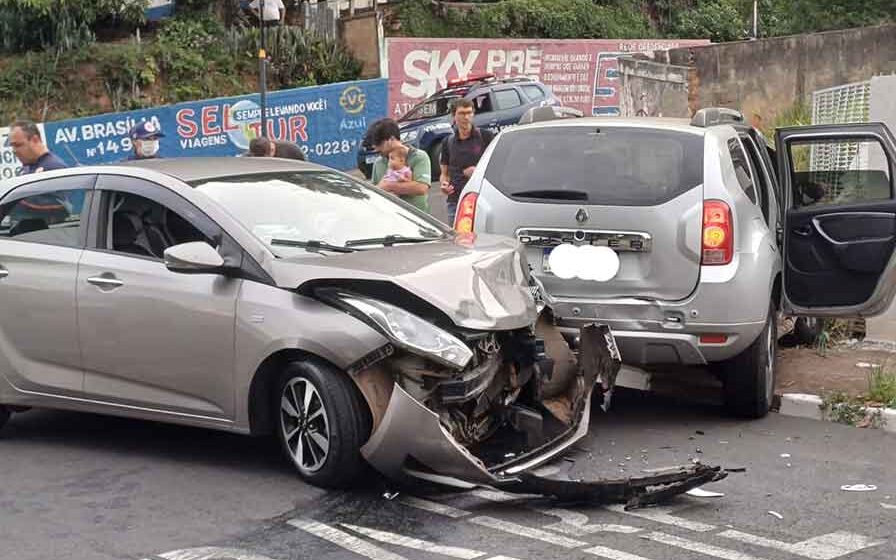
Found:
[117,156,327,183]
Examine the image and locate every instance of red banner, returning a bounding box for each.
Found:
[386,38,709,118]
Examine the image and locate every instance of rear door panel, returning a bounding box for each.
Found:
[777,123,896,316]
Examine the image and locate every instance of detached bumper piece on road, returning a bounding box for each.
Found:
[502,464,728,510]
[358,319,728,509]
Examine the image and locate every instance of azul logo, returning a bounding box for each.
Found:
[339,86,366,114]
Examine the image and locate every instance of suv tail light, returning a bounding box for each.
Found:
[702,200,733,265]
[454,192,478,233]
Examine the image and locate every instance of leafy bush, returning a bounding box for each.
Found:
[0,15,363,122]
[670,0,746,42]
[396,0,650,39]
[0,0,146,53]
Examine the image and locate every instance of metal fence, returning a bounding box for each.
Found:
[809,80,872,199]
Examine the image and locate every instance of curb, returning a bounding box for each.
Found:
[778,392,896,434]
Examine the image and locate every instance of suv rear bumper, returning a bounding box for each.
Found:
[543,261,773,366]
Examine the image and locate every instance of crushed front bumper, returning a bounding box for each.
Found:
[359,322,727,508]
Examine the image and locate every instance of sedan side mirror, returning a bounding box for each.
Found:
[164,242,225,273]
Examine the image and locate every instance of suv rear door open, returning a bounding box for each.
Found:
[777,123,896,317]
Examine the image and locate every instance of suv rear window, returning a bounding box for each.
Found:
[484,126,705,206]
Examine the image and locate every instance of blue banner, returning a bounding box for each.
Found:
[45,78,388,172]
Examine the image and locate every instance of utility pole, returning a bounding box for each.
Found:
[752,0,759,39]
[259,0,268,138]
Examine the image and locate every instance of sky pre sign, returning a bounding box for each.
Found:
[386,38,709,118]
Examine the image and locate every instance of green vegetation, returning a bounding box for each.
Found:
[0,13,362,122]
[819,364,896,428]
[395,0,895,41]
[867,365,896,408]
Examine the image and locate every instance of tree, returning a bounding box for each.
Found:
[670,0,746,42]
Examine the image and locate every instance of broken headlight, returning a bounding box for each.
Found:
[339,295,473,369]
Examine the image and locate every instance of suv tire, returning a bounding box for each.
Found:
[722,303,777,419]
[794,316,824,346]
[275,360,371,488]
[428,141,443,181]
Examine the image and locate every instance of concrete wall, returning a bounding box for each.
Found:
[618,56,692,118]
[664,24,896,128]
[340,12,382,78]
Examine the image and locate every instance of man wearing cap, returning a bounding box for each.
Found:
[125,121,164,161]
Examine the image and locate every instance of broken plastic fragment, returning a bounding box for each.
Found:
[768,511,784,520]
[686,488,725,498]
[841,484,877,492]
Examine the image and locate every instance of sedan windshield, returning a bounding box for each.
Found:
[191,171,448,256]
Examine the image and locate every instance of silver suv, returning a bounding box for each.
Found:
[456,108,896,418]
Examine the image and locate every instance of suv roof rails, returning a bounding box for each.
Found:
[691,107,745,128]
[518,105,584,125]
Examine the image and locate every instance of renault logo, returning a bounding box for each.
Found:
[575,208,589,223]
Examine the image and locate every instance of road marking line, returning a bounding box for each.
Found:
[469,516,589,548]
[644,532,768,560]
[605,504,717,532]
[341,523,485,559]
[537,508,642,536]
[719,530,886,560]
[399,496,472,518]
[583,545,655,560]
[158,548,277,560]
[471,489,525,502]
[288,519,408,560]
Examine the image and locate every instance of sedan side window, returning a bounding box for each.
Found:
[103,191,211,259]
[0,187,88,248]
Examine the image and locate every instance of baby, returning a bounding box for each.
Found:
[382,145,413,183]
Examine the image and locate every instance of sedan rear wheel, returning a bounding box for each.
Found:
[722,302,777,419]
[275,360,370,488]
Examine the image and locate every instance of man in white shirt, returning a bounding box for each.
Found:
[249,0,285,25]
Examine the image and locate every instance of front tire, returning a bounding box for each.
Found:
[275,360,371,488]
[722,303,777,419]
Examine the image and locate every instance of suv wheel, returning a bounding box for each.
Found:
[794,316,824,346]
[275,360,371,488]
[428,141,443,181]
[722,303,777,419]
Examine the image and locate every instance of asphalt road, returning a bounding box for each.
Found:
[1,389,893,560]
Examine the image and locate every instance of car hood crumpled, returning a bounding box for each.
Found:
[270,233,537,330]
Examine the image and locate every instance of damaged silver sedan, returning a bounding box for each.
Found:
[0,158,723,505]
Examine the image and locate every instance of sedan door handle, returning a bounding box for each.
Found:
[87,276,123,289]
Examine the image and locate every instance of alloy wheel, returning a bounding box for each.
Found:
[280,377,330,474]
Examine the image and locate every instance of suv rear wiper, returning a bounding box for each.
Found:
[512,189,589,201]
[345,234,440,247]
[269,239,356,253]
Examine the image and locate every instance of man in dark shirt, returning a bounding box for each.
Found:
[439,99,495,226]
[8,120,67,174]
